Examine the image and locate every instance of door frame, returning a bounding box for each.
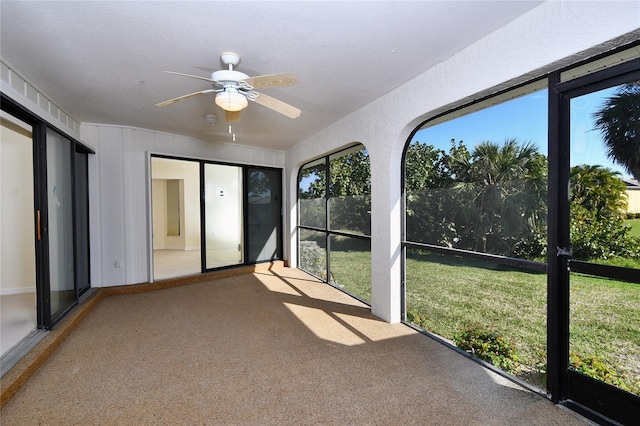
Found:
[149,154,284,278]
[548,58,640,424]
[1,93,94,330]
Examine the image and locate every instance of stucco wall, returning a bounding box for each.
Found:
[284,1,640,322]
[627,188,640,214]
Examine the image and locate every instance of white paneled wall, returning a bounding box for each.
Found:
[81,123,285,287]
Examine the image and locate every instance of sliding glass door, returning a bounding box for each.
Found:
[150,155,283,277]
[203,163,244,269]
[1,94,93,336]
[246,167,282,263]
[45,129,76,322]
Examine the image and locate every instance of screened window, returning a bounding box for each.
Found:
[298,144,371,303]
[403,83,549,390]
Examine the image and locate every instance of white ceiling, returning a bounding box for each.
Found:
[0,1,543,150]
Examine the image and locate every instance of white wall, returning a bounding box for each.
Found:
[284,1,640,323]
[80,123,285,287]
[151,180,168,249]
[0,121,36,295]
[151,158,201,250]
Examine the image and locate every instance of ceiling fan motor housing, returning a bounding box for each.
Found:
[210,69,250,84]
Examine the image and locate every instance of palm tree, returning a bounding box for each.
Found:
[451,139,547,254]
[570,164,627,218]
[593,81,640,180]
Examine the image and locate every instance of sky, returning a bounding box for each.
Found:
[301,83,633,192]
[411,86,632,179]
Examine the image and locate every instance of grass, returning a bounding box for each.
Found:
[405,251,549,386]
[324,247,640,394]
[626,218,640,238]
[570,273,640,393]
[405,250,640,394]
[327,240,372,303]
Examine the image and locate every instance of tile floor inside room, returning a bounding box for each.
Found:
[0,293,37,358]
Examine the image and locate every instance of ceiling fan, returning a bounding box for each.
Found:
[155,52,301,122]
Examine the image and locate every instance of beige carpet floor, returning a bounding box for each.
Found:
[0,267,587,425]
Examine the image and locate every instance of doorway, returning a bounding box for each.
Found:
[0,94,93,370]
[151,155,283,280]
[549,59,640,423]
[0,111,37,358]
[151,157,201,280]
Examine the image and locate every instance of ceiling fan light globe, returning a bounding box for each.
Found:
[215,91,248,112]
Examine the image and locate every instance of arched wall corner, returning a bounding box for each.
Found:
[284,3,640,324]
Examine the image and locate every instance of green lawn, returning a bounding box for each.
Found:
[330,250,372,303]
[627,218,640,238]
[325,248,640,394]
[405,251,639,394]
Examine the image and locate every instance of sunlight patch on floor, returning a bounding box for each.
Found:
[333,312,416,342]
[283,303,367,346]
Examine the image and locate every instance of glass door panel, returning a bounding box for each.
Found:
[46,129,75,320]
[246,168,282,263]
[0,112,37,357]
[203,164,243,269]
[568,81,640,403]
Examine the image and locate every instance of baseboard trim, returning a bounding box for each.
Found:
[0,288,36,296]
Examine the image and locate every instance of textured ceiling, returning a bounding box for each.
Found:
[0,1,543,150]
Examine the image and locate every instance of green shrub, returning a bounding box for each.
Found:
[453,325,519,373]
[299,240,326,278]
[570,353,639,394]
[571,204,640,260]
[406,310,428,330]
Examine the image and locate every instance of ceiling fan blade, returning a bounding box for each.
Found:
[253,92,301,119]
[163,71,218,83]
[155,89,215,107]
[242,73,298,89]
[225,110,241,123]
